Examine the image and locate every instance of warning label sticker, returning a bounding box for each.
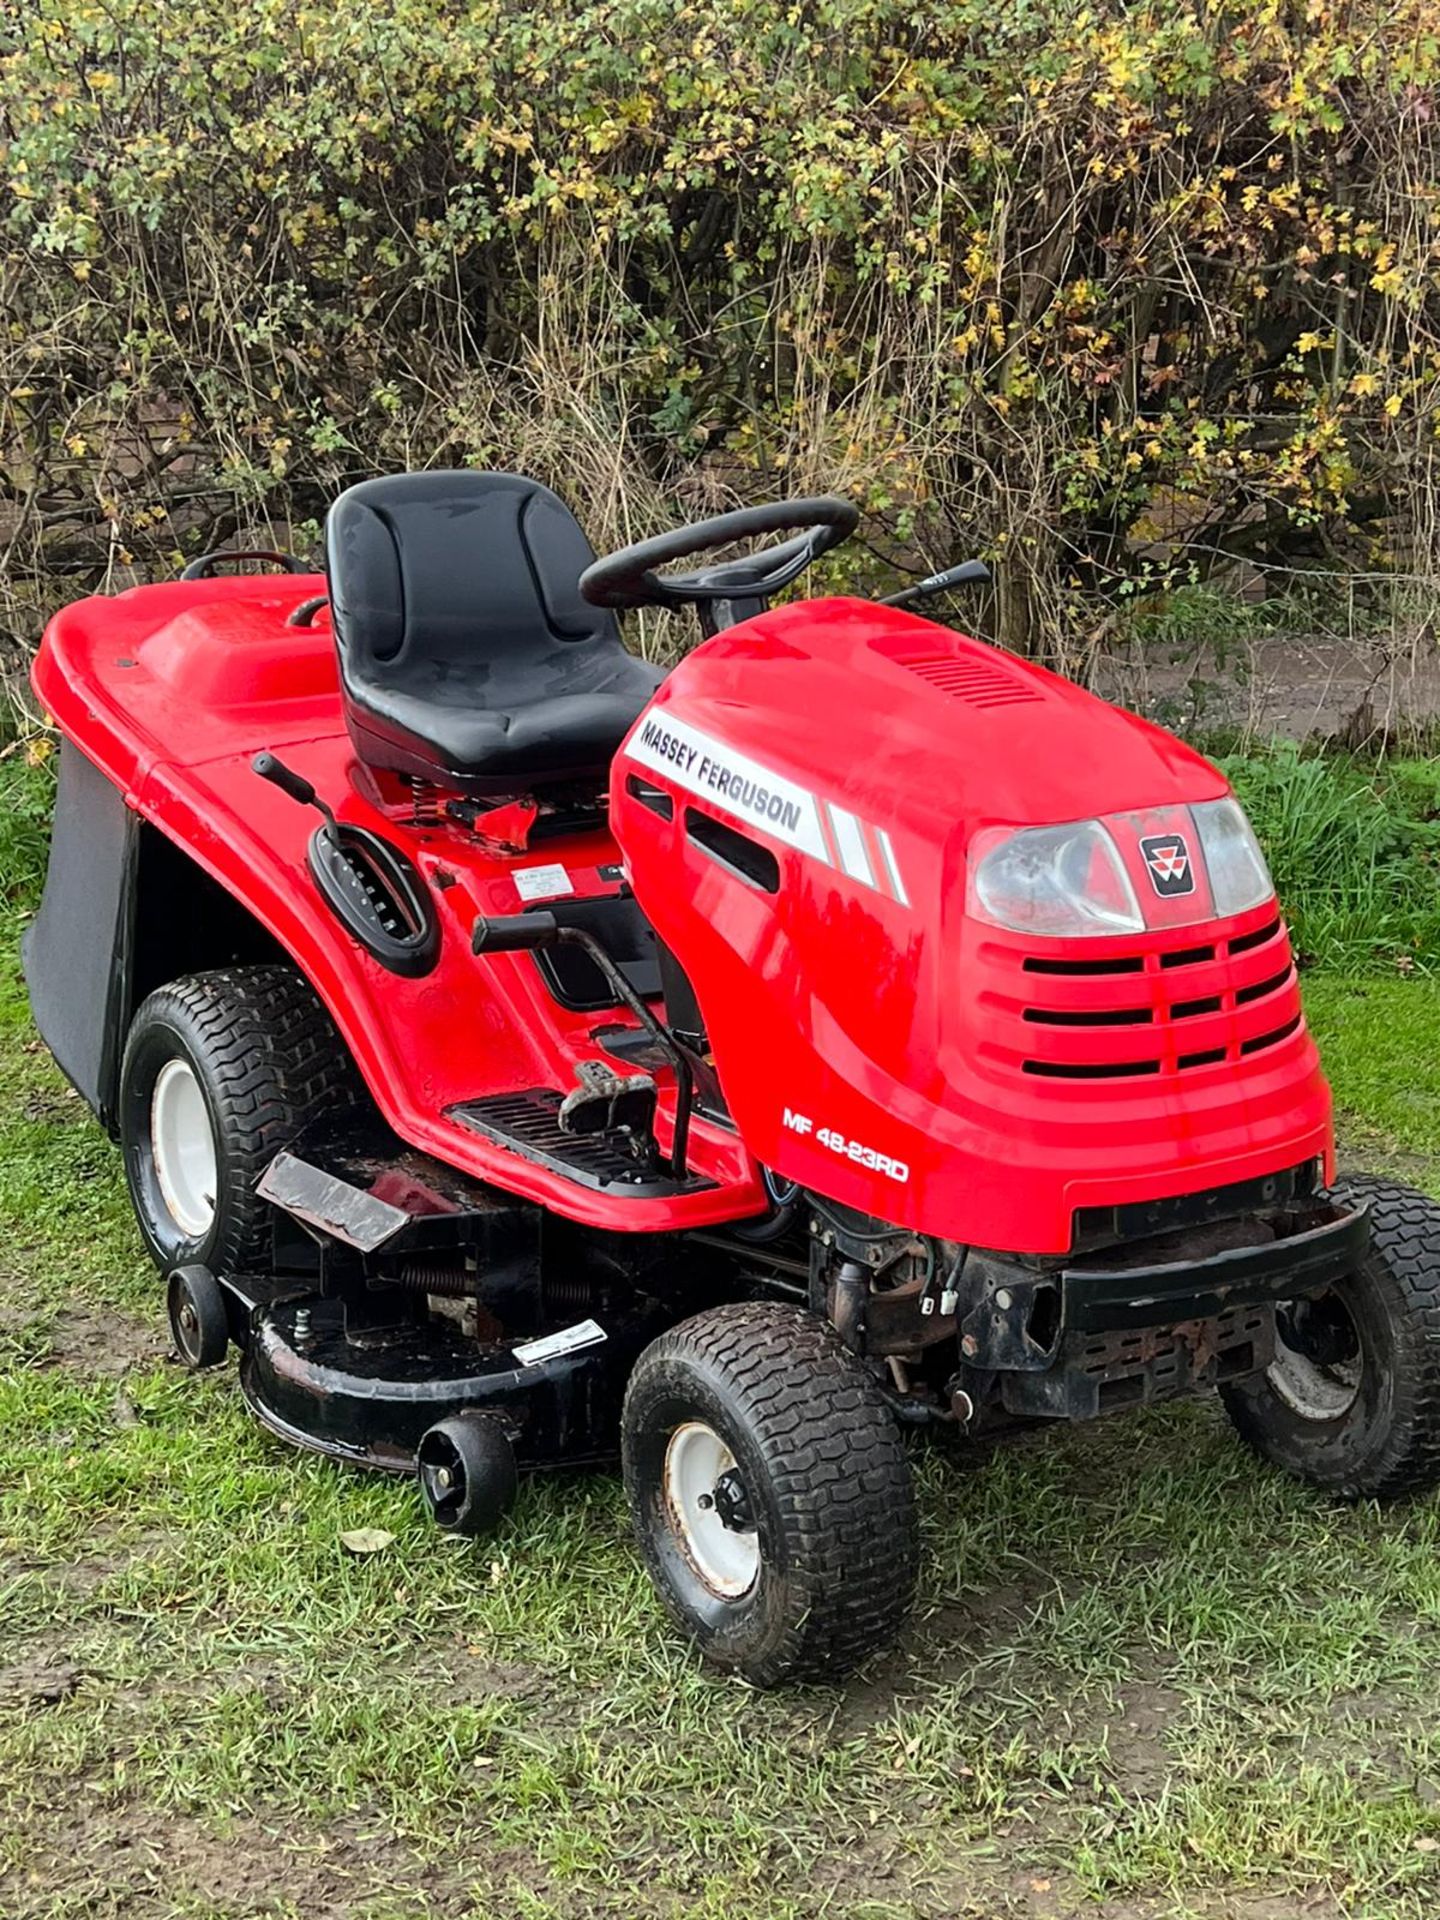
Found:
[513,863,573,902]
[512,1319,607,1367]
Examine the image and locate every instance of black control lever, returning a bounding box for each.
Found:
[473,913,694,1180]
[471,911,565,954]
[252,753,438,977]
[251,751,336,826]
[878,557,991,610]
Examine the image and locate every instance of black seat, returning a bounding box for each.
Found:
[325,471,663,794]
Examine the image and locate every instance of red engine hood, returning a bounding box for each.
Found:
[648,596,1229,839]
[611,597,1331,1254]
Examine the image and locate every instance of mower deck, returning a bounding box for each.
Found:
[213,1112,680,1473]
[238,1290,650,1473]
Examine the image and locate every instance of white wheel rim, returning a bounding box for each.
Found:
[1267,1299,1361,1421]
[663,1420,760,1599]
[150,1058,218,1239]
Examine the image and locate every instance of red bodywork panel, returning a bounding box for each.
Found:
[36,578,1333,1255]
[610,596,1333,1251]
[33,574,761,1232]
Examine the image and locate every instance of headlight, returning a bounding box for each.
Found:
[968,796,1275,938]
[969,819,1144,937]
[1191,796,1274,916]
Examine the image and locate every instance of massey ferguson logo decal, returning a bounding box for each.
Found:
[1139,832,1195,897]
[626,711,909,905]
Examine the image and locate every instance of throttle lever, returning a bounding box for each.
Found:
[879,558,991,610]
[251,751,336,826]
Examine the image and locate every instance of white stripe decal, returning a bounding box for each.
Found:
[875,827,910,907]
[827,804,875,887]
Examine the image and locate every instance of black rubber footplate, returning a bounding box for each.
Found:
[447,1089,712,1196]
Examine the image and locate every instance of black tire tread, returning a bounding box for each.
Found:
[1223,1174,1440,1501]
[123,965,359,1272]
[624,1301,918,1685]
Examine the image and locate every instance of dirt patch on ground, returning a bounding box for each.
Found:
[809,1836,1348,1920]
[0,1786,1359,1920]
[44,1298,167,1376]
[0,1267,164,1378]
[0,1792,487,1920]
[0,1654,82,1713]
[1,1526,185,1608]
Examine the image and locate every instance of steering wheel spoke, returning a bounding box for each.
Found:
[578,497,859,622]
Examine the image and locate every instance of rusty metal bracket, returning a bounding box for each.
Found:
[257,1151,412,1253]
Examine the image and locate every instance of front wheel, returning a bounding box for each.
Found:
[622,1302,919,1687]
[1220,1176,1440,1500]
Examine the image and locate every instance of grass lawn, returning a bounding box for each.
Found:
[3,933,1440,1918]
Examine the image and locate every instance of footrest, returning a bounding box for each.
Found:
[448,1090,711,1196]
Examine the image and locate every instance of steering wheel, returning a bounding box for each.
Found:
[578,497,859,613]
[180,548,308,580]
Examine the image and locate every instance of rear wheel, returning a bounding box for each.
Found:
[1220,1176,1440,1499]
[622,1302,919,1687]
[119,966,357,1275]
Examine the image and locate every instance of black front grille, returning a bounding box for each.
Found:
[1171,992,1223,1019]
[1240,1013,1303,1056]
[1071,1158,1320,1249]
[1236,966,1292,1006]
[1023,953,1145,976]
[1001,1299,1277,1420]
[1074,1305,1272,1413]
[1025,1058,1161,1079]
[1159,942,1217,969]
[1230,916,1283,955]
[1024,1005,1153,1027]
[1010,917,1300,1080]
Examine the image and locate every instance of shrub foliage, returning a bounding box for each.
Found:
[3,0,1439,660]
[1225,746,1440,970]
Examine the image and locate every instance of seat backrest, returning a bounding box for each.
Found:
[326,470,619,675]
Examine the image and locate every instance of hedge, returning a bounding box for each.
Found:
[3,0,1439,663]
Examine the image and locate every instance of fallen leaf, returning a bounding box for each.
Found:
[339,1528,395,1556]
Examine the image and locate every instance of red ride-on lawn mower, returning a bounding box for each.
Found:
[26,472,1440,1684]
